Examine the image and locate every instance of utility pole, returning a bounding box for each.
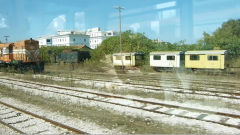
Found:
[114,6,124,69]
[4,36,9,43]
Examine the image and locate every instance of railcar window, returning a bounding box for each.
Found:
[190,55,200,60]
[125,56,131,60]
[115,56,122,60]
[167,56,175,60]
[208,56,218,61]
[153,55,161,60]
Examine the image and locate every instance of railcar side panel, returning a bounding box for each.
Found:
[185,54,225,69]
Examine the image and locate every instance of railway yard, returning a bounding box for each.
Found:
[0,68,240,134]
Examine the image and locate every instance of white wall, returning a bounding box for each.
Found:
[51,35,89,47]
[86,28,117,49]
[150,54,181,68]
[52,36,70,46]
[113,55,135,66]
[38,38,52,47]
[69,35,90,47]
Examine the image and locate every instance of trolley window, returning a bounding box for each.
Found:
[125,56,131,60]
[190,55,200,60]
[115,56,122,60]
[208,56,218,61]
[167,56,175,60]
[153,55,161,60]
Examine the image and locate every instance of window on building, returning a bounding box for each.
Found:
[167,56,175,60]
[115,56,122,60]
[73,38,76,42]
[153,55,161,60]
[190,55,200,60]
[208,56,218,61]
[125,56,131,60]
[84,39,86,42]
[47,39,51,42]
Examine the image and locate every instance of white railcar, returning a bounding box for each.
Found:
[112,52,144,67]
[150,51,185,69]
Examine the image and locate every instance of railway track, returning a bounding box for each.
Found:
[0,77,240,130]
[0,100,87,134]
[73,75,240,94]
[31,75,240,101]
[50,72,240,92]
[55,71,240,86]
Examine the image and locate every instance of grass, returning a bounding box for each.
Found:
[0,84,207,134]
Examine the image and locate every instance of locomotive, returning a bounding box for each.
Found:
[0,38,44,72]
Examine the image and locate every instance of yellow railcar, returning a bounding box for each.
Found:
[185,50,227,69]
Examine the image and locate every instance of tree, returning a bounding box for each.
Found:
[198,19,240,57]
[91,30,157,62]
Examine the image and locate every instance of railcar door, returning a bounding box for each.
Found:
[9,44,14,61]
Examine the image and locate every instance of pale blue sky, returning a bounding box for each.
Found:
[0,0,240,43]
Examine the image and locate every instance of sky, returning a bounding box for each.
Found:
[0,0,240,44]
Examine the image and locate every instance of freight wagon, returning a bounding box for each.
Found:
[150,51,185,70]
[112,52,144,67]
[185,50,227,70]
[0,38,44,72]
[149,50,229,71]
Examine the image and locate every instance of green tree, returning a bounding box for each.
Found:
[91,30,156,62]
[197,32,215,50]
[198,19,240,57]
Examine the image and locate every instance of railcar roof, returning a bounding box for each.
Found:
[0,39,38,48]
[0,43,11,47]
[150,51,184,55]
[113,52,144,56]
[185,50,227,55]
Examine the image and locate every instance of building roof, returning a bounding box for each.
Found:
[185,50,227,55]
[150,51,184,55]
[113,52,144,56]
[51,34,89,38]
[37,35,55,39]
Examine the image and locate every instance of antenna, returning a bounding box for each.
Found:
[114,6,125,68]
[4,36,9,43]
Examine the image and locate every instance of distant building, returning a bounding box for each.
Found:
[86,27,117,49]
[37,28,117,49]
[38,31,90,47]
[38,36,53,47]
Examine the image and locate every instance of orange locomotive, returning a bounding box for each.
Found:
[0,38,44,72]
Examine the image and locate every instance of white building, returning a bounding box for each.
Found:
[38,31,90,47]
[38,28,116,49]
[38,36,53,47]
[86,27,117,49]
